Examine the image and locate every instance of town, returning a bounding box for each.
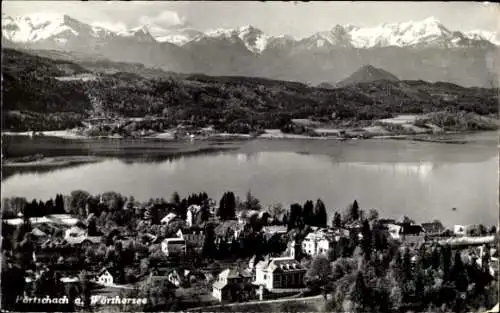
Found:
[1,191,498,312]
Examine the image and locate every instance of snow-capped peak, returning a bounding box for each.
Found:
[2,13,80,43]
[155,28,203,46]
[301,17,483,49]
[1,14,498,52]
[200,25,270,53]
[464,30,500,45]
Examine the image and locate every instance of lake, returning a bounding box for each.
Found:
[1,132,498,227]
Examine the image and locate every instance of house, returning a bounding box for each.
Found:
[253,256,306,291]
[301,229,336,257]
[421,221,446,236]
[161,237,187,257]
[212,268,254,302]
[64,225,87,241]
[454,225,468,236]
[161,213,178,225]
[387,224,402,240]
[186,205,202,227]
[177,229,205,247]
[96,268,117,286]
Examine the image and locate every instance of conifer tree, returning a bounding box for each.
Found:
[313,199,328,227]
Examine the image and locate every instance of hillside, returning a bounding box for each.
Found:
[337,65,399,87]
[2,48,498,133]
[317,82,335,89]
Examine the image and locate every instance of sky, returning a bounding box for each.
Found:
[2,1,499,38]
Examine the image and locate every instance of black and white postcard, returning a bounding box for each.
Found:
[1,1,499,312]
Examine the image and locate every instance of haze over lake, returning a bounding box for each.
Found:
[2,132,498,227]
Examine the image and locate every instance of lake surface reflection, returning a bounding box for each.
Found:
[2,132,498,227]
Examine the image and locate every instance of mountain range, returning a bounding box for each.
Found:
[2,13,499,87]
[3,48,498,133]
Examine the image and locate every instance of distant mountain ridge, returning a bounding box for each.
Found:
[337,65,399,87]
[2,13,499,87]
[3,14,498,49]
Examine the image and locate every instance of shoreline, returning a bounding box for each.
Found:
[2,129,488,144]
[2,155,106,168]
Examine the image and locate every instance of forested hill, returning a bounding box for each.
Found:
[2,48,498,132]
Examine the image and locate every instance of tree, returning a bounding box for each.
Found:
[87,215,98,236]
[202,225,216,259]
[243,190,261,211]
[332,211,342,228]
[69,190,90,216]
[431,246,440,270]
[367,209,379,222]
[361,219,372,260]
[101,191,125,212]
[170,192,181,206]
[54,194,65,213]
[488,225,497,234]
[441,244,452,280]
[267,203,286,225]
[349,200,360,222]
[306,255,332,295]
[287,203,303,231]
[414,264,426,306]
[313,199,328,227]
[217,192,236,221]
[402,247,412,280]
[303,200,314,226]
[351,271,369,312]
[451,251,468,292]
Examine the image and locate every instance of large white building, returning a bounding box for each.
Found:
[301,229,337,257]
[253,256,306,291]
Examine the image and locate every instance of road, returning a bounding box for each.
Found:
[186,294,324,311]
